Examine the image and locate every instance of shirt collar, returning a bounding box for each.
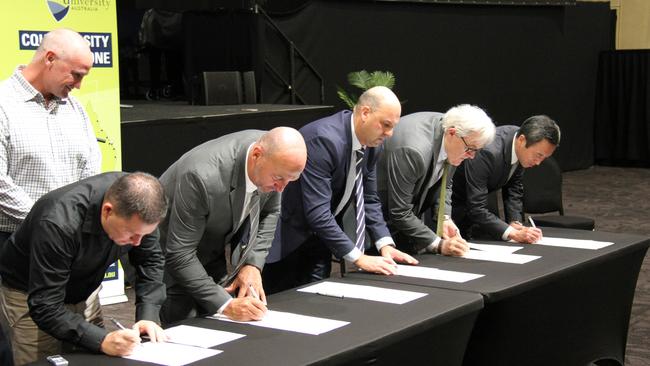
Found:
[511,134,519,165]
[350,114,363,151]
[244,143,258,194]
[438,135,448,165]
[12,65,65,104]
[82,187,106,235]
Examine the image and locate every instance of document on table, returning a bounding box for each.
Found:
[297,281,427,304]
[468,243,523,253]
[396,264,484,283]
[464,248,541,264]
[534,236,614,250]
[124,341,222,366]
[209,310,349,335]
[164,325,245,348]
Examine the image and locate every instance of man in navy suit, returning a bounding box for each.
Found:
[263,87,418,293]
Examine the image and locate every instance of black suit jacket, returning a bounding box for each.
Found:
[452,125,524,239]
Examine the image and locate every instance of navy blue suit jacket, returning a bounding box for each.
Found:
[267,110,391,262]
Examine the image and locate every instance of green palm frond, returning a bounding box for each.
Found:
[368,71,395,89]
[336,86,357,109]
[338,70,397,107]
[347,70,372,90]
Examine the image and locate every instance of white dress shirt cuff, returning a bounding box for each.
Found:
[425,236,442,253]
[343,248,363,262]
[502,226,515,241]
[374,236,395,251]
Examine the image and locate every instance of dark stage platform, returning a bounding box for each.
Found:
[120,100,333,176]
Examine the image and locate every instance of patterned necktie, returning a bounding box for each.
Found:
[226,191,260,284]
[354,149,366,252]
[436,162,449,237]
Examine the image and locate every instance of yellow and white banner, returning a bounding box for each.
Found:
[0,1,125,303]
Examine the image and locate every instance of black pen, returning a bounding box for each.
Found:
[109,317,127,330]
[316,291,345,299]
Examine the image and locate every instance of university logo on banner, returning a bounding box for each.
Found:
[46,0,70,22]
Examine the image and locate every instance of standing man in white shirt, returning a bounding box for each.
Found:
[0,28,101,243]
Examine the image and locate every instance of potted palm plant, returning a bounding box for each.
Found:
[337,70,396,108]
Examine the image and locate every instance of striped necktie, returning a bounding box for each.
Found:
[436,162,449,237]
[226,191,260,284]
[354,149,366,252]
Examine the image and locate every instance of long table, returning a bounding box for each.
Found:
[30,277,483,365]
[349,227,649,366]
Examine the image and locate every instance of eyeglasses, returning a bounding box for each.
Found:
[460,136,480,153]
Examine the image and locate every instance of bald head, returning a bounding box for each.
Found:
[353,86,402,147]
[354,86,401,114]
[22,28,94,102]
[34,28,92,64]
[258,126,307,159]
[248,127,307,193]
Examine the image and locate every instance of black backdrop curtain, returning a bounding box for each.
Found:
[595,50,650,167]
[266,1,613,170]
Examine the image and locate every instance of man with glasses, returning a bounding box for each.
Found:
[452,115,560,243]
[377,105,495,256]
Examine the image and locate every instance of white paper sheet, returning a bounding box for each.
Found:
[209,310,349,335]
[164,325,245,348]
[535,236,614,250]
[468,243,523,253]
[297,281,427,304]
[124,342,222,366]
[463,250,540,264]
[396,264,484,283]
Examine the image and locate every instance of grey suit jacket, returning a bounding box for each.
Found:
[377,112,455,251]
[159,130,280,314]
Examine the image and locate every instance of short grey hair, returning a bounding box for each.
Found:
[441,104,496,147]
[104,172,168,224]
[34,28,90,62]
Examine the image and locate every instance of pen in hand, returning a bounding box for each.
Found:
[109,318,143,347]
[528,216,537,228]
[109,317,127,331]
[248,284,268,306]
[248,284,259,300]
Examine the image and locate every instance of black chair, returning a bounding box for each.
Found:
[522,156,595,230]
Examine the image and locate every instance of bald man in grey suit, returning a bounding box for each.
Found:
[159,128,306,324]
[377,106,495,256]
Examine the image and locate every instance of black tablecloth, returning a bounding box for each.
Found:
[30,278,483,366]
[349,227,649,366]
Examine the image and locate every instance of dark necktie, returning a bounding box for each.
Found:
[354,149,366,252]
[436,162,449,236]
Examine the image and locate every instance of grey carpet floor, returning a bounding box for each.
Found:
[103,165,650,365]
